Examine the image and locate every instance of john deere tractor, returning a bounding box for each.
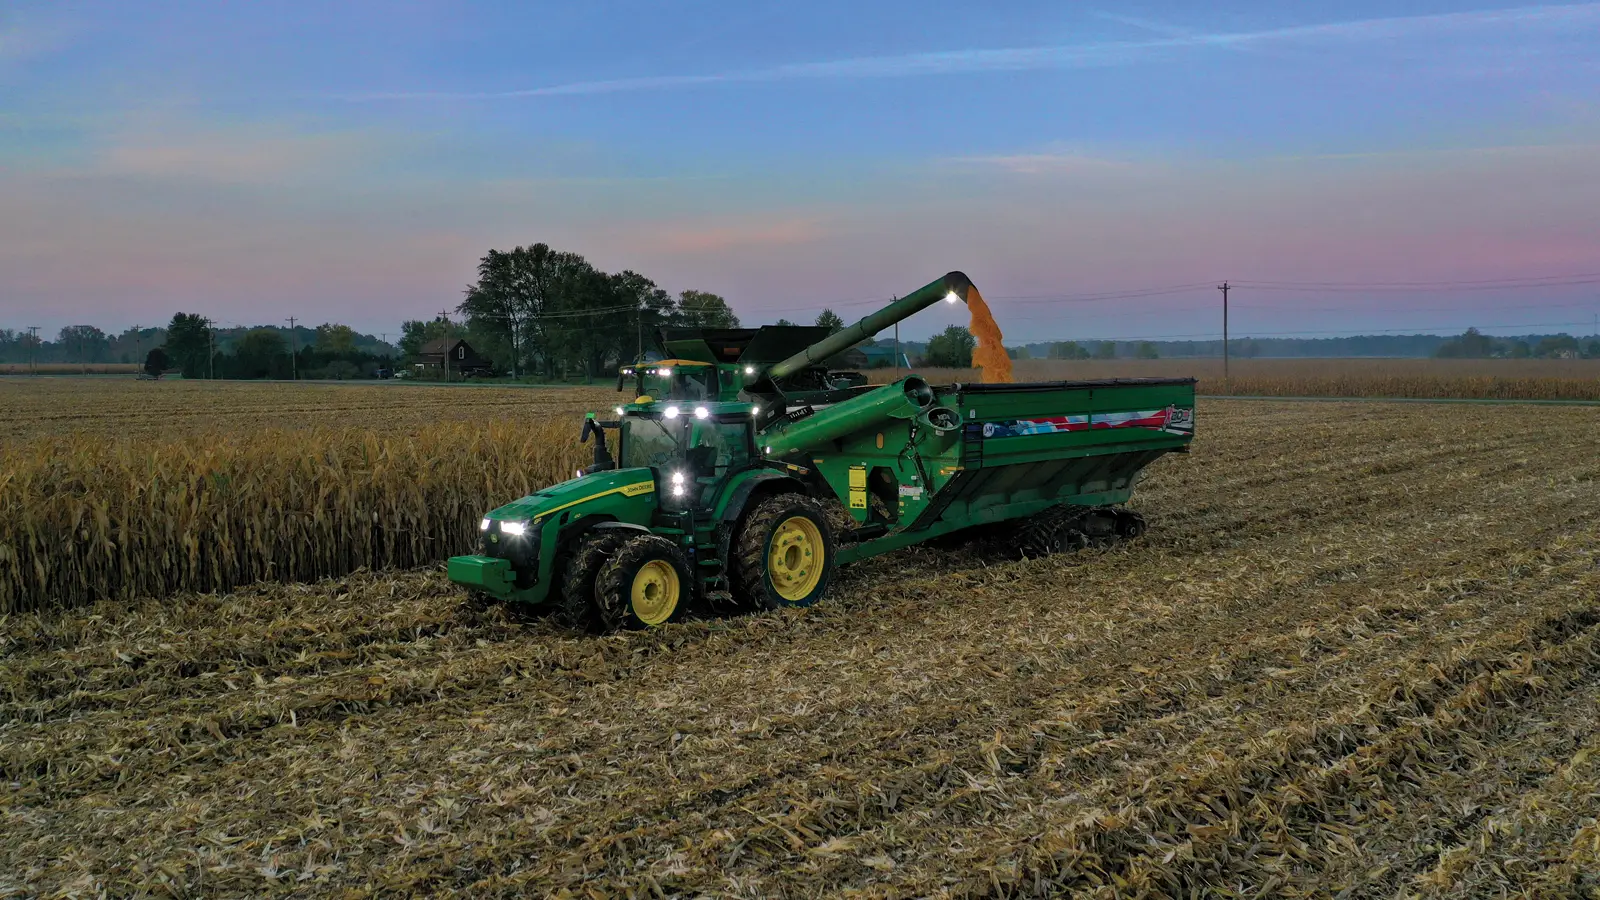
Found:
[448,272,1195,629]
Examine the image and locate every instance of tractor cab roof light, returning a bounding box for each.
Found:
[663,405,680,419]
[694,406,709,419]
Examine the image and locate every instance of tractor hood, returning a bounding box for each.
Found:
[485,467,658,525]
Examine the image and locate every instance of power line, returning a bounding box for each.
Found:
[1010,319,1598,344]
[1232,271,1600,288]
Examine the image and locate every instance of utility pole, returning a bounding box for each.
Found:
[26,326,39,375]
[1217,281,1231,382]
[439,309,452,383]
[286,317,298,380]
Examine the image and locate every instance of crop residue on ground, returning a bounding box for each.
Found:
[4,399,1598,897]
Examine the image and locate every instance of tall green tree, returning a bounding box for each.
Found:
[923,325,975,367]
[1094,341,1117,360]
[679,290,739,328]
[814,309,845,333]
[314,323,358,355]
[233,329,288,378]
[1135,342,1160,359]
[58,326,111,364]
[166,313,211,378]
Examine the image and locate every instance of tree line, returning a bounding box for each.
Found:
[1433,328,1599,360]
[413,243,741,380]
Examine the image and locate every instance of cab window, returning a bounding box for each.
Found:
[620,418,683,469]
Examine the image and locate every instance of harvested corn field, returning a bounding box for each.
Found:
[0,378,611,440]
[879,357,1600,401]
[5,399,1599,897]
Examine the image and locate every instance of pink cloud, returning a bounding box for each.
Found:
[636,217,826,254]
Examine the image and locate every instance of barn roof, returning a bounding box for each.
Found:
[419,337,467,355]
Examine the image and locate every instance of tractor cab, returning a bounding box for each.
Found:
[612,400,761,507]
[618,360,737,403]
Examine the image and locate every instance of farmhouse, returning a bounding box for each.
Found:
[415,338,493,376]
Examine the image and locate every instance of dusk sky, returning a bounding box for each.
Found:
[3,1,1598,341]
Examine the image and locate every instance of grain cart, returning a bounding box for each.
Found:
[447,273,1195,629]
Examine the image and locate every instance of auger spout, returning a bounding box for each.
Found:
[765,272,974,382]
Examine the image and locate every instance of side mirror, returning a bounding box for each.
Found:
[580,415,615,470]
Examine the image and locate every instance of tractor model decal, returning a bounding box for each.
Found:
[981,406,1195,438]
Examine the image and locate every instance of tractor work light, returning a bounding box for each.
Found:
[944,290,960,303]
[671,471,685,485]
[480,518,491,531]
[499,521,528,537]
[664,405,680,419]
[614,406,624,415]
[694,406,709,419]
[744,365,755,375]
[659,367,672,377]
[672,484,686,497]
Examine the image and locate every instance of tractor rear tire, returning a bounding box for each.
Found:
[734,495,837,610]
[558,532,626,631]
[595,535,692,630]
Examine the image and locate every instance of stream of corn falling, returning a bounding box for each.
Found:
[965,285,1014,382]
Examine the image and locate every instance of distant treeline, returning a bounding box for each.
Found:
[0,322,398,379]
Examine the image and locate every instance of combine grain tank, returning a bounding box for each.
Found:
[448,273,1194,629]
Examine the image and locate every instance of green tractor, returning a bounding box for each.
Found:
[448,272,1195,629]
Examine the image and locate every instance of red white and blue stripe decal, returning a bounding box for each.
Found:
[981,406,1194,438]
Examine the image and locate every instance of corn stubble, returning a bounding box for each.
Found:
[4,400,1600,898]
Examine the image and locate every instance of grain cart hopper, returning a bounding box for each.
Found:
[448,273,1195,629]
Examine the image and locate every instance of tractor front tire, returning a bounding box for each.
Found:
[595,535,692,630]
[734,495,837,610]
[558,532,626,631]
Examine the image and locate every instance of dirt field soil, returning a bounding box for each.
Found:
[4,399,1598,898]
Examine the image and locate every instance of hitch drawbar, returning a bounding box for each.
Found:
[447,555,514,595]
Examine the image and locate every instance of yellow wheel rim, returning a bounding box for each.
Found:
[768,515,824,602]
[630,559,680,626]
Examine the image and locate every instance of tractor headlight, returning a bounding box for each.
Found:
[744,365,755,375]
[574,468,583,479]
[672,484,686,497]
[664,405,680,419]
[659,367,672,377]
[671,471,685,485]
[614,406,624,415]
[694,406,709,419]
[480,518,491,531]
[499,521,528,537]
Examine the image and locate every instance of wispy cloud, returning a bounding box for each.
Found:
[95,127,371,184]
[343,3,1600,101]
[0,17,77,65]
[637,217,825,254]
[947,153,1140,175]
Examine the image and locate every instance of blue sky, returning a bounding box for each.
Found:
[2,1,1598,341]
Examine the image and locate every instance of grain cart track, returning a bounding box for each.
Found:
[3,400,1599,898]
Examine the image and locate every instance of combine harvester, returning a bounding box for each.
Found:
[448,273,1195,629]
